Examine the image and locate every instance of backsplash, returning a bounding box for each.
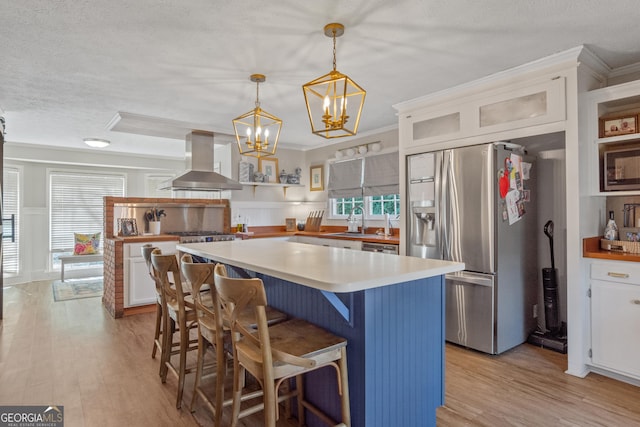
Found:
[230,200,400,230]
[231,201,326,228]
[106,197,230,236]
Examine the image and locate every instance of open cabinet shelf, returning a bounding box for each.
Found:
[240,182,304,197]
[584,80,640,196]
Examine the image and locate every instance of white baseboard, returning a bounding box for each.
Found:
[587,365,640,387]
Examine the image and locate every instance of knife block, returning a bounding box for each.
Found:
[304,211,324,232]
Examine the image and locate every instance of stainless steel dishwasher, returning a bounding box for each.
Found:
[361,242,399,254]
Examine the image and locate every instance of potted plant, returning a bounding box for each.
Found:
[145,207,166,235]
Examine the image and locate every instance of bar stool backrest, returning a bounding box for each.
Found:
[180,256,223,339]
[213,264,313,371]
[151,250,189,314]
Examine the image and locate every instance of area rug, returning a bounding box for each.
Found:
[52,277,103,302]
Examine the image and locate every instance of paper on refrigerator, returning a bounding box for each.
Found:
[505,189,522,225]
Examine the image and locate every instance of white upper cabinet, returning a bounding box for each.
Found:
[397,76,566,151]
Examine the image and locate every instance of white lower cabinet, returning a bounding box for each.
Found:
[124,240,177,308]
[590,261,640,380]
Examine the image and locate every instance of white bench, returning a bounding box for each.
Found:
[59,253,104,281]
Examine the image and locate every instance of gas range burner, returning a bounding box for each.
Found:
[167,231,236,243]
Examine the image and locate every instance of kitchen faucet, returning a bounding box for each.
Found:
[347,205,365,235]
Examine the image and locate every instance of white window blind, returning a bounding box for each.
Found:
[327,159,364,199]
[3,167,20,274]
[50,171,125,252]
[363,152,399,196]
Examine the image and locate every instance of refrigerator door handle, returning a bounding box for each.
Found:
[434,151,444,259]
[441,150,452,260]
[445,271,494,287]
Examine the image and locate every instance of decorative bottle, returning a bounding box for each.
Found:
[604,210,619,241]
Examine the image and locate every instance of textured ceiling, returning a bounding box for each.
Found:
[2,0,640,158]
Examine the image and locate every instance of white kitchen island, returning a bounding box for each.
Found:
[178,239,464,427]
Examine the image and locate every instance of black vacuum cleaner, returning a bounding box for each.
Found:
[527,220,568,353]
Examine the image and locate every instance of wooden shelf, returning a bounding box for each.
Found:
[239,182,304,197]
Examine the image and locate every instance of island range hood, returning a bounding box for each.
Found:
[159,130,243,191]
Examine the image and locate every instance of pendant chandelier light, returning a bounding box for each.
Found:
[233,74,282,158]
[303,23,366,139]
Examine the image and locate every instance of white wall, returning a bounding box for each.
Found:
[4,143,185,285]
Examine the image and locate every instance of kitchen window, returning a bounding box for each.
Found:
[334,196,363,216]
[327,151,400,219]
[49,170,126,270]
[370,194,401,216]
[330,194,400,219]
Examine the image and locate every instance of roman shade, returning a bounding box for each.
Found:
[327,158,364,198]
[327,151,400,198]
[363,151,399,196]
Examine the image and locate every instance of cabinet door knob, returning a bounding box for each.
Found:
[607,272,629,278]
[632,299,640,305]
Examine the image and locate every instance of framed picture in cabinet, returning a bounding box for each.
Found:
[600,114,638,138]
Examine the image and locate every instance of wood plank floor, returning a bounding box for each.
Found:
[1,281,639,426]
[439,343,640,426]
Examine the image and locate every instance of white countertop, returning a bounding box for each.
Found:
[177,240,464,293]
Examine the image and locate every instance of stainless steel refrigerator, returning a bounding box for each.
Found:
[407,142,537,354]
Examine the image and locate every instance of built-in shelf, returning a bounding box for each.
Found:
[584,79,640,196]
[240,182,304,197]
[595,133,640,145]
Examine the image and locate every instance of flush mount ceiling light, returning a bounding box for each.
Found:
[233,74,282,159]
[303,23,366,139]
[83,138,110,148]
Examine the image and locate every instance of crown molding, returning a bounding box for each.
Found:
[608,61,640,80]
[393,46,587,114]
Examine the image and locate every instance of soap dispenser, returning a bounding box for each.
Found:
[604,210,619,241]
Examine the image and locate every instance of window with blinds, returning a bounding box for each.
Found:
[363,152,399,196]
[328,152,400,219]
[49,171,125,256]
[327,159,364,199]
[3,167,20,275]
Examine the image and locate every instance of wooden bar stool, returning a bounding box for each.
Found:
[151,249,199,409]
[180,257,288,426]
[213,263,351,427]
[141,243,164,361]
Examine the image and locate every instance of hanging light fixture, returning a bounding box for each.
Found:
[233,74,281,158]
[302,23,366,139]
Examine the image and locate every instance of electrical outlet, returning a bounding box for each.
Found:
[533,304,538,318]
